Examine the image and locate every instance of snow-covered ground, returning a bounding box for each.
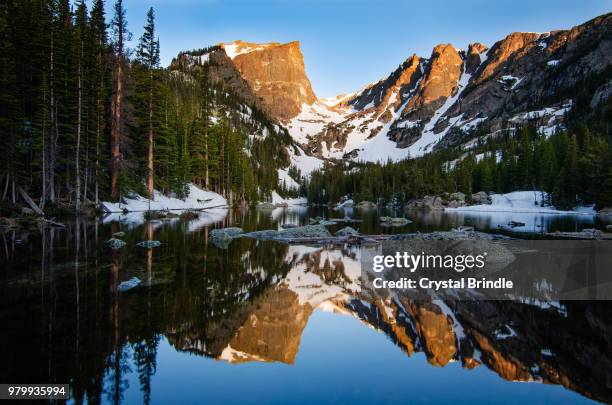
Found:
[271,191,307,206]
[445,191,596,233]
[102,183,227,213]
[446,191,593,214]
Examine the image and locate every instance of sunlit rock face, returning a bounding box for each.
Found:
[221,41,317,122]
[401,44,464,123]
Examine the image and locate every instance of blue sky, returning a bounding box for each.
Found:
[109,0,611,97]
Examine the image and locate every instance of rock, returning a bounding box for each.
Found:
[112,231,125,238]
[447,200,467,208]
[219,41,317,121]
[380,217,411,226]
[356,201,376,209]
[256,202,276,210]
[279,224,331,239]
[243,224,332,241]
[281,223,298,229]
[242,229,280,240]
[449,192,466,202]
[210,227,243,249]
[335,226,359,237]
[471,191,491,205]
[118,277,141,292]
[508,221,526,228]
[137,240,162,248]
[107,238,127,250]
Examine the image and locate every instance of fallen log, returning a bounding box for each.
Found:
[17,186,44,216]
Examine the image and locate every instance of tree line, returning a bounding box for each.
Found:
[305,98,612,210]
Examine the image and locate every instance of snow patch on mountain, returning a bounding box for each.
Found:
[222,41,272,59]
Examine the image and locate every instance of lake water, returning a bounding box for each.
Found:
[1,206,611,404]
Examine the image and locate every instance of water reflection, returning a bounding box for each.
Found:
[0,208,611,404]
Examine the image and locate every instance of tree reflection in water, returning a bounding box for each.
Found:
[0,210,611,404]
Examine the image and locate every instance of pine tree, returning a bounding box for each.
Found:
[110,0,129,201]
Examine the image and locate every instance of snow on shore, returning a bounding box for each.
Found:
[445,191,595,233]
[271,191,307,206]
[101,184,227,213]
[445,191,594,215]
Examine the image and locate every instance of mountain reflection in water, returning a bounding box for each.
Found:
[0,208,610,404]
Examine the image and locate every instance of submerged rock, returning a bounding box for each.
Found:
[242,229,279,240]
[279,224,331,239]
[118,277,141,292]
[137,240,162,248]
[244,224,332,241]
[107,238,127,250]
[335,226,359,237]
[210,227,243,249]
[380,217,411,226]
[281,223,298,229]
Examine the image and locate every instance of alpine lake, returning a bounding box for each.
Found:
[1,205,612,404]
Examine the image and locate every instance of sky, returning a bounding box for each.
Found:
[106,0,611,97]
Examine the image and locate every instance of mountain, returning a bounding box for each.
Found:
[301,13,611,164]
[177,13,610,177]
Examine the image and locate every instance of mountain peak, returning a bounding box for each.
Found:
[219,40,315,121]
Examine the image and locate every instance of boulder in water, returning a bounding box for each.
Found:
[380,217,411,226]
[210,227,243,249]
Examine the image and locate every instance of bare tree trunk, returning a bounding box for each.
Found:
[110,60,122,201]
[41,74,47,210]
[75,52,82,213]
[95,98,101,205]
[48,32,56,204]
[111,23,124,201]
[205,130,209,190]
[146,71,154,200]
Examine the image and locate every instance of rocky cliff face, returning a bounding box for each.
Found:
[221,40,317,121]
[401,44,464,122]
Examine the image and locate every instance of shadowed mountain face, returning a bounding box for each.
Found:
[2,217,612,403]
[176,13,611,166]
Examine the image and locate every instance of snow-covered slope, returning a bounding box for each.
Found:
[101,183,227,213]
